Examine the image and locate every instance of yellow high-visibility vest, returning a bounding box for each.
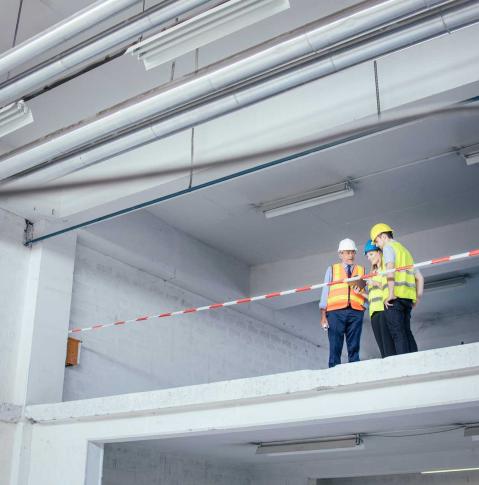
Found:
[368,273,386,317]
[382,241,416,302]
[327,263,366,312]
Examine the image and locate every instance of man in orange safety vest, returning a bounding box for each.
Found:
[320,238,366,367]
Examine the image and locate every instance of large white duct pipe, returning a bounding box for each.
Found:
[0,0,142,78]
[0,0,212,107]
[28,0,479,184]
[0,0,469,181]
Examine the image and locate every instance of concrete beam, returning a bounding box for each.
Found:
[22,343,479,485]
[28,342,479,423]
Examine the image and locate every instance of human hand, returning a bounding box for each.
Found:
[384,294,397,309]
[413,295,422,309]
[320,317,329,331]
[352,285,362,294]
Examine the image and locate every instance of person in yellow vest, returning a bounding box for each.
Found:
[320,238,366,367]
[370,223,424,355]
[363,239,395,358]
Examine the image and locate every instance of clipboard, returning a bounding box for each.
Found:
[348,278,366,289]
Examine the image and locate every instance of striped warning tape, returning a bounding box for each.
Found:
[69,248,479,334]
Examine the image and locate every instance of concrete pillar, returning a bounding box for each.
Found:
[1,216,77,485]
[13,222,77,405]
[85,443,104,485]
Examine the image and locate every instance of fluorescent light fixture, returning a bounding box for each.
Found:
[424,275,467,292]
[127,0,290,70]
[422,467,479,474]
[255,435,361,456]
[0,100,33,138]
[459,145,479,166]
[464,425,479,441]
[261,181,354,219]
[463,152,479,166]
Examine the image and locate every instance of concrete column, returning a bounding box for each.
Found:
[85,442,104,485]
[13,223,77,405]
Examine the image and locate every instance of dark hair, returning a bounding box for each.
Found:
[380,231,394,239]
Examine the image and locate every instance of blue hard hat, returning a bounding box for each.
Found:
[364,239,379,255]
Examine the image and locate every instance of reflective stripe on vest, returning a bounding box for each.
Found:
[368,273,386,317]
[327,263,366,312]
[382,241,416,302]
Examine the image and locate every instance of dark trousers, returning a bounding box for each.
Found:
[371,311,395,358]
[383,298,418,355]
[327,308,364,368]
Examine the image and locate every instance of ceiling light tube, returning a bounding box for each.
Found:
[262,182,354,218]
[0,0,142,77]
[464,425,479,441]
[0,101,33,138]
[422,467,479,474]
[127,0,290,70]
[424,275,467,292]
[256,435,361,456]
[463,152,479,166]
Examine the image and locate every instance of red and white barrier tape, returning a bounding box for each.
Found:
[69,249,479,334]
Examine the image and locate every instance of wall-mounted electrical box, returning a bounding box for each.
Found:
[65,337,81,366]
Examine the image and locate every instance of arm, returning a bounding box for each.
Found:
[319,266,332,329]
[383,245,396,308]
[414,269,424,307]
[384,261,396,307]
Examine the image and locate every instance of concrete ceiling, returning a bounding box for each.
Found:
[146,108,479,265]
[113,402,479,479]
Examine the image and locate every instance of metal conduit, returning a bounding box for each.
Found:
[0,0,142,77]
[0,0,459,181]
[0,0,212,108]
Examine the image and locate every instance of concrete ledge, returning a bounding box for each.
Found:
[0,402,23,423]
[26,343,479,424]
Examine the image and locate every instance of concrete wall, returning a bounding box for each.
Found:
[103,445,253,485]
[63,241,324,400]
[0,208,29,404]
[103,444,309,485]
[317,472,479,484]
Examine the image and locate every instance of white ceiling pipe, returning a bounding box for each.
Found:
[0,0,142,77]
[0,0,212,107]
[0,0,461,180]
[21,0,479,184]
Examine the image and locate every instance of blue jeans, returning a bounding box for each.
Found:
[327,308,364,368]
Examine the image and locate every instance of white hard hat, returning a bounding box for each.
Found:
[338,238,357,252]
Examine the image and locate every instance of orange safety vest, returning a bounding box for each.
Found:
[326,263,366,312]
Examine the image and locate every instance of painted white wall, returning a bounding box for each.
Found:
[63,242,325,400]
[80,212,329,345]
